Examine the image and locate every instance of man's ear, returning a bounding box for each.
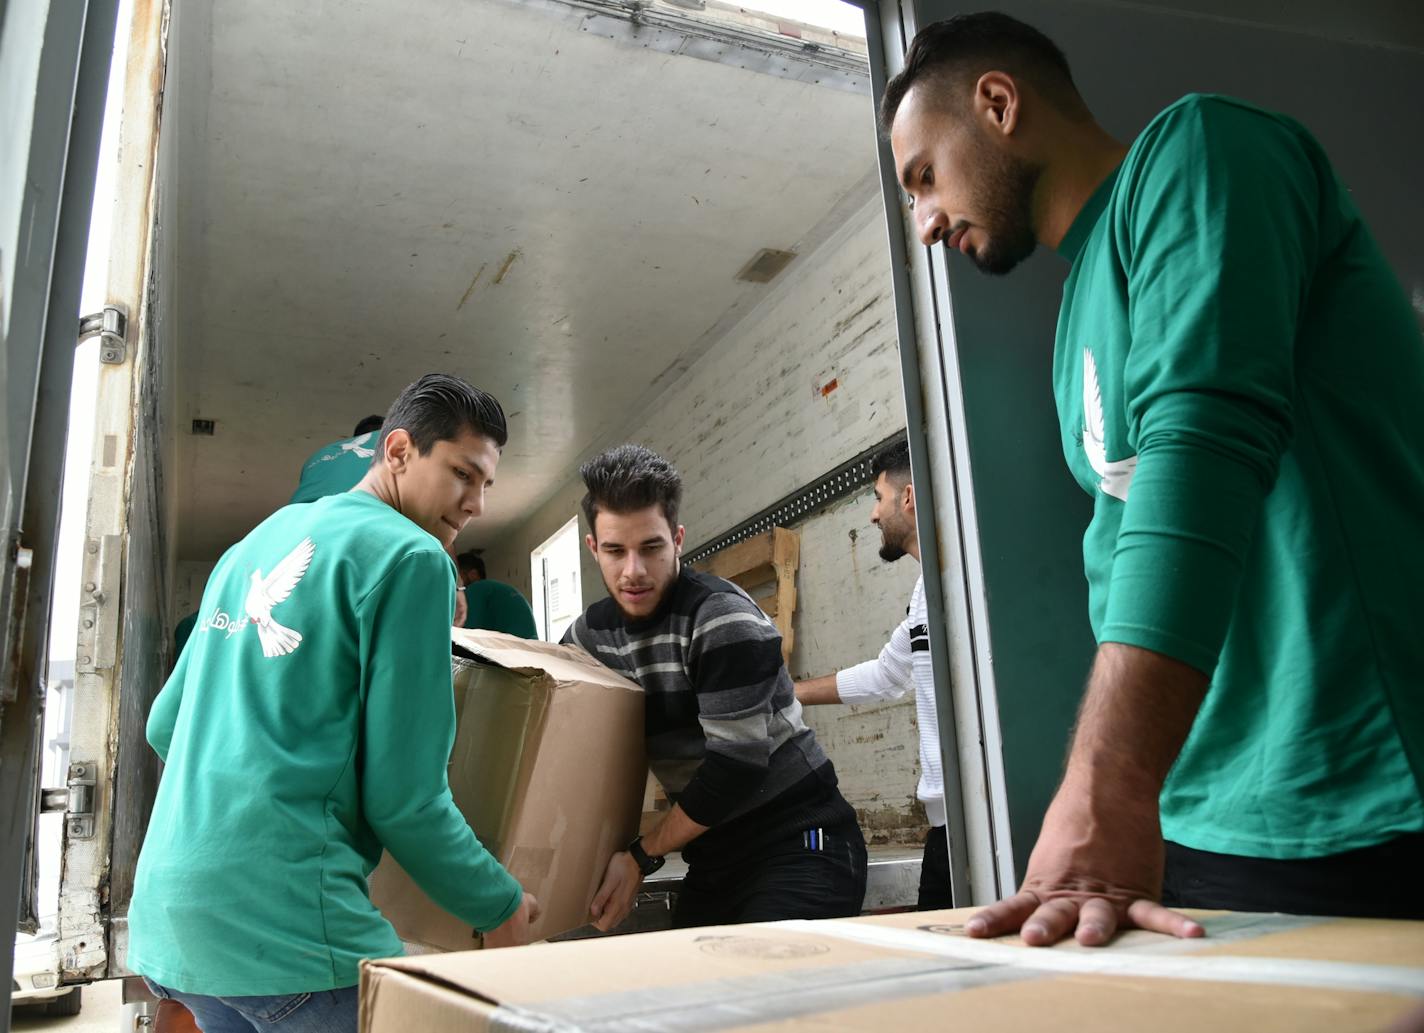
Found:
[383,428,413,472]
[902,481,915,515]
[973,70,1020,137]
[585,532,598,557]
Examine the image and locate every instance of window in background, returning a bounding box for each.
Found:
[530,516,582,642]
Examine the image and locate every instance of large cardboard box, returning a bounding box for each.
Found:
[367,630,645,950]
[360,907,1424,1031]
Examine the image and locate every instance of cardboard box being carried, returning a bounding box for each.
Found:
[368,630,645,950]
[360,907,1424,1032]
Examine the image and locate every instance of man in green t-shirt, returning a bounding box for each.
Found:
[128,374,538,1031]
[882,13,1423,945]
[288,414,385,504]
[456,551,539,639]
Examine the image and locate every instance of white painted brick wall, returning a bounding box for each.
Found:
[488,197,927,841]
[790,490,925,844]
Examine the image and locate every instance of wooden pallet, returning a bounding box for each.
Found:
[690,527,801,665]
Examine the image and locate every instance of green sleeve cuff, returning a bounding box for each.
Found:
[475,879,524,934]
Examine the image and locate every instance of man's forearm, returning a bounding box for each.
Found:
[794,674,841,705]
[1065,642,1210,800]
[641,803,709,858]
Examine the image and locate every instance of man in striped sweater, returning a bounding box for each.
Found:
[795,440,950,909]
[564,445,867,931]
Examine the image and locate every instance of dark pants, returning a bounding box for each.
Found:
[672,820,867,928]
[1162,832,1424,919]
[918,825,954,910]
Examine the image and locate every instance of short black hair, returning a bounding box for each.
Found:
[879,12,1088,136]
[871,438,912,485]
[456,551,486,579]
[378,373,508,456]
[580,444,682,537]
[353,414,384,437]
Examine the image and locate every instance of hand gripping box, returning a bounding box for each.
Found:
[367,629,645,950]
[360,908,1424,1032]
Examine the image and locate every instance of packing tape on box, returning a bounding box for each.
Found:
[481,913,1424,1032]
[772,917,1424,998]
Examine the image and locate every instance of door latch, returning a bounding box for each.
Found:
[40,762,97,839]
[79,305,128,364]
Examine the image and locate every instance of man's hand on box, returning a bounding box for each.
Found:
[589,851,643,932]
[484,892,541,949]
[967,775,1203,947]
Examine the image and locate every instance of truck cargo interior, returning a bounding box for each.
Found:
[72,0,937,976]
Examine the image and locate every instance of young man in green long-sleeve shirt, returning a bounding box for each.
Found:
[884,13,1423,946]
[128,374,538,1032]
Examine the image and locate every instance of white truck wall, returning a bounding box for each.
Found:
[487,196,927,842]
[173,560,217,619]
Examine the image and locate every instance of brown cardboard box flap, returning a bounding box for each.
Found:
[360,908,1424,1032]
[369,631,645,951]
[450,628,637,691]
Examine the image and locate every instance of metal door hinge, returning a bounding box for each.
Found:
[76,534,122,673]
[79,305,128,364]
[40,762,97,838]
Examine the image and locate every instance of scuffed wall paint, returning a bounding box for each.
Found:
[488,198,929,841]
[654,201,904,537]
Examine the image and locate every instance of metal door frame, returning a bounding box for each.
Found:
[0,0,121,1020]
[849,0,1019,905]
[56,0,169,984]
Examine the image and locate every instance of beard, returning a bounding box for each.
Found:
[878,516,912,562]
[603,558,679,623]
[965,147,1043,276]
[879,539,907,562]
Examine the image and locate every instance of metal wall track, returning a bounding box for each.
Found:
[684,431,905,565]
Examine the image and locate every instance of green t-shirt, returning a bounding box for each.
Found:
[289,432,378,504]
[128,491,521,995]
[462,579,538,639]
[1054,94,1424,859]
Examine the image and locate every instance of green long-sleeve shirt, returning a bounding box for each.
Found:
[128,490,521,996]
[1054,94,1424,859]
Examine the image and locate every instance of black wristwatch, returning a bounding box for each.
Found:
[627,836,666,877]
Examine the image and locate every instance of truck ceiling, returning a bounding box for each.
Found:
[166,0,876,560]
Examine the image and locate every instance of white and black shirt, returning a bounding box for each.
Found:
[835,574,945,827]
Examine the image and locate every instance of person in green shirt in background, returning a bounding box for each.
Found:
[288,414,385,504]
[456,551,539,639]
[172,610,198,659]
[883,13,1423,945]
[128,374,539,1033]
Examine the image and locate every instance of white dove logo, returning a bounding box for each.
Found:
[340,432,376,460]
[1082,348,1137,502]
[244,537,315,658]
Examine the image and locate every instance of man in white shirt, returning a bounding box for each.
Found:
[795,439,949,908]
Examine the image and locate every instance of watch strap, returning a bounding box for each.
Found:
[627,836,665,876]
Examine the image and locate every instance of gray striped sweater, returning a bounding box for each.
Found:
[565,569,853,864]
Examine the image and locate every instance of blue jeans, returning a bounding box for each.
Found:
[143,978,358,1033]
